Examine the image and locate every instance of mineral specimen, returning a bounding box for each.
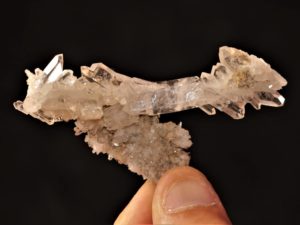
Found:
[14,47,287,180]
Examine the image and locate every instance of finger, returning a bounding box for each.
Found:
[114,180,156,225]
[152,166,232,225]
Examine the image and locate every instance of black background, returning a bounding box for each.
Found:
[1,0,300,224]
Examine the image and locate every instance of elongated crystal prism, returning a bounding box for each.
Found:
[14,46,287,180]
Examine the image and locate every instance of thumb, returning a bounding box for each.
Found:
[152,166,232,225]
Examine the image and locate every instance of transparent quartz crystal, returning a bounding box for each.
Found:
[14,46,287,180]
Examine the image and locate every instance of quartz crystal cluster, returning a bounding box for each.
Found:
[14,47,287,180]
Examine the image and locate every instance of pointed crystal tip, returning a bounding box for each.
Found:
[256,92,285,107]
[43,54,64,83]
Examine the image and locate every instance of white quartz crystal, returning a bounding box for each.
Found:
[14,46,287,180]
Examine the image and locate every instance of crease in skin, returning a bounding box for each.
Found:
[165,201,218,214]
[14,47,287,180]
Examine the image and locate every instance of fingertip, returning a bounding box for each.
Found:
[114,180,156,225]
[152,166,231,225]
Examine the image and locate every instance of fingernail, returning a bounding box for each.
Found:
[163,178,216,213]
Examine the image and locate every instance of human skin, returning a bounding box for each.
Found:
[114,166,232,225]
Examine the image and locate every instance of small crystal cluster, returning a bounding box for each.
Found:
[14,47,287,180]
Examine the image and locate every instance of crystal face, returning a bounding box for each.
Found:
[14,46,287,180]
